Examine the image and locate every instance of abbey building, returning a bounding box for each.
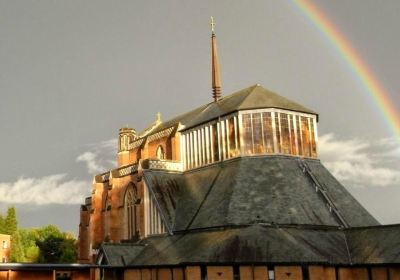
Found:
[77,20,400,280]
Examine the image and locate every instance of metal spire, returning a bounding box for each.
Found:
[211,16,222,102]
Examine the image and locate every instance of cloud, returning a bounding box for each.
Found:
[0,139,117,206]
[318,134,400,188]
[77,139,117,174]
[0,174,89,205]
[76,152,105,174]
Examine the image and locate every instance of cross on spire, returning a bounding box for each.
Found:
[210,16,216,33]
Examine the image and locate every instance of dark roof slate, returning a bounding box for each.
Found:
[100,224,400,266]
[306,160,379,227]
[108,225,350,266]
[100,243,145,266]
[142,171,183,231]
[148,84,317,135]
[346,224,400,264]
[143,156,378,232]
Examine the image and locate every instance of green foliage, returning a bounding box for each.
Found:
[18,225,77,263]
[36,225,64,242]
[0,214,4,233]
[10,230,24,262]
[4,207,18,235]
[24,245,40,263]
[36,236,64,263]
[36,233,77,263]
[59,238,77,263]
[0,207,77,263]
[19,228,40,262]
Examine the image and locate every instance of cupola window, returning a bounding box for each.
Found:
[182,109,318,170]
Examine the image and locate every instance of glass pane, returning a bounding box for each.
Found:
[301,116,311,157]
[197,130,202,165]
[193,131,198,167]
[252,113,263,154]
[228,118,237,157]
[185,135,188,168]
[206,126,211,164]
[225,121,229,158]
[274,113,281,153]
[280,113,291,154]
[289,115,297,155]
[296,115,303,156]
[212,123,220,162]
[189,132,193,168]
[242,114,253,155]
[310,118,317,157]
[236,116,241,152]
[202,128,206,164]
[262,112,274,153]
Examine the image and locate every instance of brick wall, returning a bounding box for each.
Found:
[117,266,400,280]
[0,234,11,263]
[1,265,400,280]
[78,208,90,263]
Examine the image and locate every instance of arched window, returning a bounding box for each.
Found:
[124,185,139,240]
[156,145,165,160]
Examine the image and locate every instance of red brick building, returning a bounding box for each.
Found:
[77,21,400,280]
[0,234,10,263]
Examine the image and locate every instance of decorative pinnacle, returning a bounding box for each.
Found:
[156,112,162,123]
[210,16,216,34]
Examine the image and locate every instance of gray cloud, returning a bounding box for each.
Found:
[319,134,400,188]
[76,152,105,174]
[77,139,117,175]
[0,139,117,206]
[0,174,88,205]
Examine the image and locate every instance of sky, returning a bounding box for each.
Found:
[0,0,399,234]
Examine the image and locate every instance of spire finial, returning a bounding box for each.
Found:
[210,17,222,102]
[210,16,216,34]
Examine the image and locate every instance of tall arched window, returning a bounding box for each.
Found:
[156,145,165,160]
[125,185,139,240]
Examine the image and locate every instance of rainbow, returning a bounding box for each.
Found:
[293,0,400,137]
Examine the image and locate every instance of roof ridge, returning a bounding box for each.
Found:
[234,84,258,108]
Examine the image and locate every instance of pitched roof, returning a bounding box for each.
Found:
[99,224,400,266]
[99,243,145,266]
[346,224,400,264]
[144,84,317,136]
[100,155,400,267]
[143,156,379,232]
[127,225,350,266]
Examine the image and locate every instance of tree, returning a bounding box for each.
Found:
[36,236,64,263]
[36,225,64,242]
[0,214,4,233]
[19,229,40,262]
[59,237,77,263]
[4,207,17,235]
[10,230,24,262]
[35,225,77,263]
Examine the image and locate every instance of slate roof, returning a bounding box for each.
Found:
[146,84,317,135]
[143,156,378,232]
[346,224,400,264]
[99,155,400,266]
[99,224,400,266]
[100,243,145,266]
